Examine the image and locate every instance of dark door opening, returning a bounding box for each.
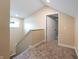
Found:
[46,14,58,44]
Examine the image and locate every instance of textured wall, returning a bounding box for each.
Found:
[58,13,75,47]
[0,0,10,59]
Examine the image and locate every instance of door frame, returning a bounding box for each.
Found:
[46,12,59,43]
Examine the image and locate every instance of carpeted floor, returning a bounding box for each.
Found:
[13,40,77,59]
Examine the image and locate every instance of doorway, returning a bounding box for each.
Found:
[46,14,58,44]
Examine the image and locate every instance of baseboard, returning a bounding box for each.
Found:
[75,48,78,56]
[29,40,45,49]
[10,52,16,59]
[10,52,16,57]
[58,43,78,56]
[58,43,75,49]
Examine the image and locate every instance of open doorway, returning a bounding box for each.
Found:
[46,14,58,44]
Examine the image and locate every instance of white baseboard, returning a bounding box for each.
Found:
[58,43,78,56]
[58,43,75,49]
[75,48,78,56]
[10,52,16,56]
[29,40,45,49]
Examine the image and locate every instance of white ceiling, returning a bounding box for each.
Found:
[10,0,78,18]
[42,0,78,17]
[10,0,44,18]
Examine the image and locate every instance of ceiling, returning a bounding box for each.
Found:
[10,0,44,18]
[42,0,78,17]
[10,0,78,18]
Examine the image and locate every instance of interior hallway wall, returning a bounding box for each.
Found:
[10,18,24,55]
[0,0,10,59]
[24,6,57,40]
[24,6,75,50]
[58,13,75,47]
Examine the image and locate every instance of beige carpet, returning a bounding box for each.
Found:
[13,40,77,59]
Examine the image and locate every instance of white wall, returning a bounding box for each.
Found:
[10,18,24,55]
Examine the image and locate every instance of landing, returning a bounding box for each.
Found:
[13,41,77,59]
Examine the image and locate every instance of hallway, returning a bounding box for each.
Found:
[13,40,77,59]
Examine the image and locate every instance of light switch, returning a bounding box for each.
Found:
[0,56,4,59]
